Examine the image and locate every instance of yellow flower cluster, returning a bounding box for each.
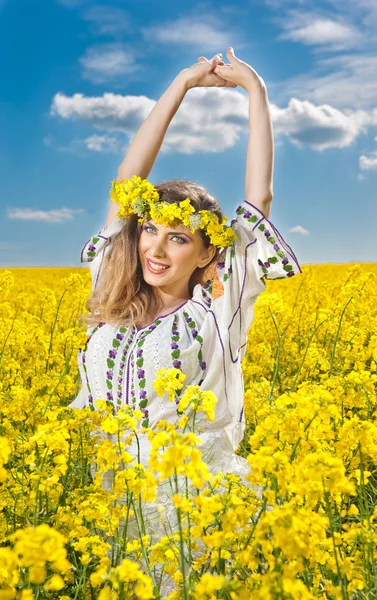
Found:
[110,175,237,248]
[153,366,186,402]
[153,367,217,421]
[0,263,377,598]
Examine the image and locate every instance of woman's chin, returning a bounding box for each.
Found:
[143,265,173,283]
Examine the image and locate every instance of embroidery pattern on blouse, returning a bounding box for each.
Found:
[80,322,105,410]
[81,235,108,262]
[182,310,206,385]
[235,204,295,281]
[170,315,182,409]
[92,325,115,398]
[152,331,164,416]
[118,328,136,408]
[135,320,162,428]
[104,328,119,404]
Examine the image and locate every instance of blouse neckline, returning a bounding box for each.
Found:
[135,298,192,332]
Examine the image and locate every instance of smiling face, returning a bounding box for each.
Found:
[138,218,216,300]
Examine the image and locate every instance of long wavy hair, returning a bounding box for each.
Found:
[80,179,227,328]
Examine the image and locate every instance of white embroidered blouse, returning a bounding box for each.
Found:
[69,199,302,451]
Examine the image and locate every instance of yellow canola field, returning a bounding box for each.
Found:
[0,263,377,600]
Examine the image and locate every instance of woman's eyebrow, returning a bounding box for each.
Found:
[144,220,192,237]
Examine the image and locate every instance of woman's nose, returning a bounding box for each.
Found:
[150,238,167,256]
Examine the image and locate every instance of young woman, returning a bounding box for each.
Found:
[69,47,301,523]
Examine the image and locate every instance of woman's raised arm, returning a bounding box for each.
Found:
[104,52,230,229]
[104,76,189,228]
[245,81,274,219]
[213,47,274,218]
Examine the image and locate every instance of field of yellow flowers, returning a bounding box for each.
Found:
[0,263,377,600]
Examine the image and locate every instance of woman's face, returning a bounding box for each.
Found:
[138,219,216,295]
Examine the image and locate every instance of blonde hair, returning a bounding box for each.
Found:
[80,179,227,328]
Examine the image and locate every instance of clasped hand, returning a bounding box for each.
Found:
[179,47,265,92]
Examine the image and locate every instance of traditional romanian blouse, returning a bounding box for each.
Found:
[69,199,302,451]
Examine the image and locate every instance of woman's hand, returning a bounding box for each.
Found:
[177,53,238,90]
[213,47,266,92]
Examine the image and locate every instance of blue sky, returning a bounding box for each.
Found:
[1,0,376,267]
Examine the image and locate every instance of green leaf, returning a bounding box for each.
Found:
[112,339,120,349]
[106,380,113,390]
[87,251,96,257]
[136,358,144,367]
[92,237,99,244]
[195,335,203,344]
[107,359,115,369]
[171,349,180,359]
[139,379,146,389]
[139,399,148,408]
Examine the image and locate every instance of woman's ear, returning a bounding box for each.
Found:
[198,244,217,268]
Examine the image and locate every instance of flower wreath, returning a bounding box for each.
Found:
[110,175,237,248]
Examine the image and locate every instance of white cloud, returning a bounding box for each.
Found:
[270,97,369,151]
[84,134,121,153]
[50,90,155,131]
[289,225,310,236]
[140,14,245,51]
[50,88,373,153]
[79,43,141,84]
[269,53,377,111]
[359,151,377,171]
[7,207,85,223]
[42,133,121,155]
[82,5,131,36]
[261,1,377,111]
[50,87,249,154]
[275,11,362,51]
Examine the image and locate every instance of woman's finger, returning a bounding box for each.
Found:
[198,54,222,63]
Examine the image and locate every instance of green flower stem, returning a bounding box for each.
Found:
[173,470,189,600]
[329,296,354,377]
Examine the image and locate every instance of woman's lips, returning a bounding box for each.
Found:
[146,259,170,274]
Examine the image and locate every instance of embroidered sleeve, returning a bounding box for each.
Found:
[207,200,302,360]
[80,218,123,291]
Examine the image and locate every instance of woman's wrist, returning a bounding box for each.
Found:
[245,77,267,95]
[173,71,193,93]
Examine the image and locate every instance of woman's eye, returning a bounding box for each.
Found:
[144,226,185,244]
